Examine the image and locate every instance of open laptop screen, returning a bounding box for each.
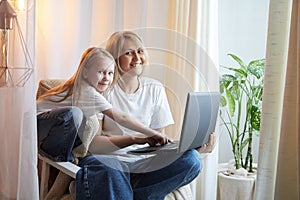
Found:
[178,92,220,153]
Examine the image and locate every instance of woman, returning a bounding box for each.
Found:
[75,31,215,199]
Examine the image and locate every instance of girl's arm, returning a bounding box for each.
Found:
[102,108,169,145]
[88,120,159,154]
[89,133,157,154]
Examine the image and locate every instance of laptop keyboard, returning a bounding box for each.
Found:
[128,142,179,153]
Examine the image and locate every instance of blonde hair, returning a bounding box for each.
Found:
[38,47,118,102]
[105,31,149,75]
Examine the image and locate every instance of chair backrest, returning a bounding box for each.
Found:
[36,79,65,99]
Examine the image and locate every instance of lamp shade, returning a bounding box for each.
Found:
[0,0,33,87]
[0,0,16,29]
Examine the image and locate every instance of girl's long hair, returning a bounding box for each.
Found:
[38,47,118,102]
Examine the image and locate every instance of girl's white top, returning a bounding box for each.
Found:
[37,81,112,120]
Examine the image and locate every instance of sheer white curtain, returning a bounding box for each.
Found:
[255,0,300,199]
[0,0,38,199]
[36,1,218,199]
[164,1,219,200]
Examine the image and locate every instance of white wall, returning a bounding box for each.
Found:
[218,0,270,163]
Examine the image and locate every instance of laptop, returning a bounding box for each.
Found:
[128,92,220,154]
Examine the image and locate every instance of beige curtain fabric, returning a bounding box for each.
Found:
[275,0,300,198]
[0,0,39,199]
[255,0,299,199]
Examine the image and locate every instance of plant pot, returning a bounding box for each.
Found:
[217,163,257,200]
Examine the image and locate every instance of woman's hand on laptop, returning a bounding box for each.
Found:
[132,132,171,146]
[149,132,172,146]
[198,132,216,153]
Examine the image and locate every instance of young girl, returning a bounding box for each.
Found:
[37,47,169,162]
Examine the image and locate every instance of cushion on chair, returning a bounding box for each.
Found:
[165,184,193,200]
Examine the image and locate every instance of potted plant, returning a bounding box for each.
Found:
[217,54,265,199]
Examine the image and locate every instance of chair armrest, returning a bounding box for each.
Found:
[38,154,80,179]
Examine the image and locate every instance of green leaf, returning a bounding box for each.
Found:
[226,89,235,117]
[220,74,236,83]
[227,67,248,77]
[248,59,265,79]
[230,82,240,100]
[220,96,227,107]
[251,105,261,131]
[220,82,224,94]
[228,53,248,69]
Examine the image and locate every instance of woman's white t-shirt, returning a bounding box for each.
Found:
[103,77,174,162]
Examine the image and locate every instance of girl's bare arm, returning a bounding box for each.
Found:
[102,108,168,145]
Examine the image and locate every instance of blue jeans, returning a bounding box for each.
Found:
[76,150,202,200]
[37,106,85,162]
